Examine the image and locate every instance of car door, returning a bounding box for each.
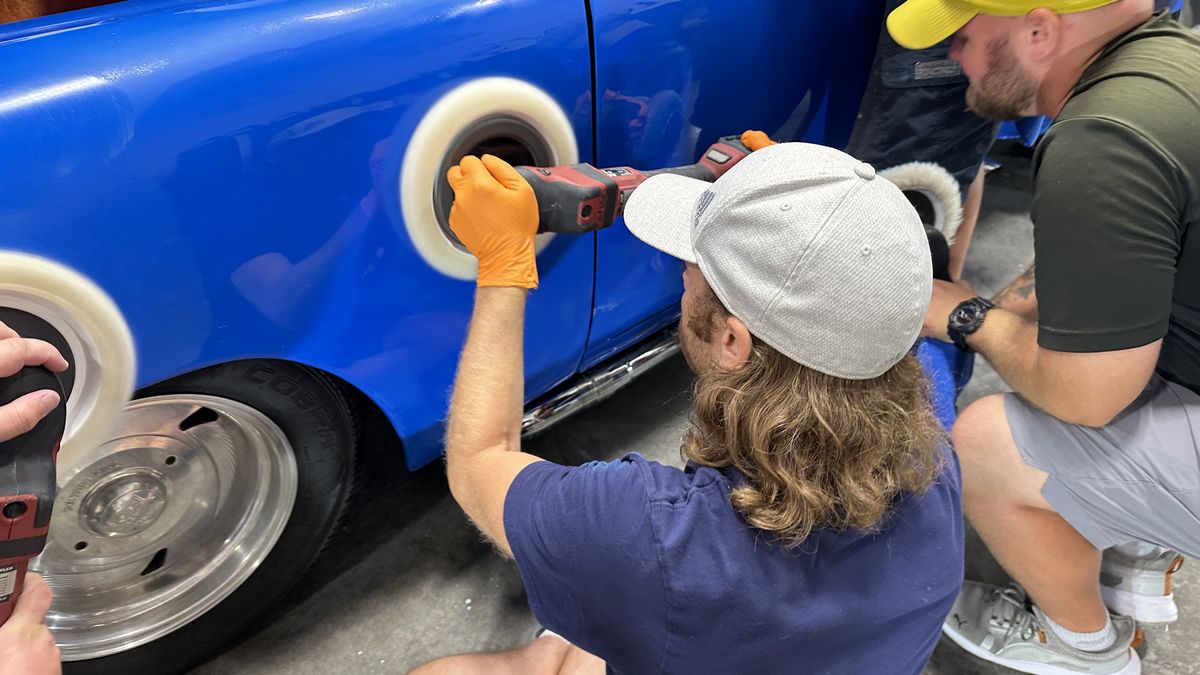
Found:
[582,0,884,368]
[0,0,596,467]
[0,0,594,668]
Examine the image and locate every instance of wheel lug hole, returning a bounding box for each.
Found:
[74,541,88,551]
[165,456,177,466]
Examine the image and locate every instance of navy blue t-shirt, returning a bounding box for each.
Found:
[505,450,962,674]
[504,340,966,673]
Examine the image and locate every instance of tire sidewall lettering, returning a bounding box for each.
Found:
[239,364,347,490]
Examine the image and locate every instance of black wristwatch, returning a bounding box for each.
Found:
[947,297,995,352]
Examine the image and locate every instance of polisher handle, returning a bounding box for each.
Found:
[0,366,65,625]
[521,135,754,235]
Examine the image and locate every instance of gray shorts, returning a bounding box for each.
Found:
[1005,375,1200,558]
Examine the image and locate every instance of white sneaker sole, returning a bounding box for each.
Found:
[1101,586,1179,624]
[942,621,1142,675]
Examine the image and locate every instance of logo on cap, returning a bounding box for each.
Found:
[693,189,716,230]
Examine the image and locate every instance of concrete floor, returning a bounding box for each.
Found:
[193,144,1198,674]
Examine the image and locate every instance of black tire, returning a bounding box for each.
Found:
[63,359,359,675]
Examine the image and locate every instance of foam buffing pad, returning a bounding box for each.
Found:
[879,161,965,245]
[399,77,578,280]
[0,252,135,460]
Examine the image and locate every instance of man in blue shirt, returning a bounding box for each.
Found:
[412,143,964,674]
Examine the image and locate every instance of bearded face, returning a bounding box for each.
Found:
[679,283,717,375]
[965,36,1040,120]
[677,264,726,375]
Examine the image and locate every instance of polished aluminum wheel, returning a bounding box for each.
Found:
[33,394,299,661]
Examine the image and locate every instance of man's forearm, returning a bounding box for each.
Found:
[948,164,986,281]
[446,287,527,462]
[992,262,1038,322]
[439,155,548,552]
[969,309,1152,426]
[969,309,1043,399]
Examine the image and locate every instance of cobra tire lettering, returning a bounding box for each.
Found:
[241,366,338,452]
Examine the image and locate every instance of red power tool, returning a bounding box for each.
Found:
[516,135,753,234]
[0,366,65,625]
[515,135,953,280]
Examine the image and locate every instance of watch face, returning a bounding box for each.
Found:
[949,299,990,350]
[951,305,978,329]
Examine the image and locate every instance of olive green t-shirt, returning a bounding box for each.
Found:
[1032,11,1200,392]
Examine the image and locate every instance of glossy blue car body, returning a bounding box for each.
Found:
[0,0,890,470]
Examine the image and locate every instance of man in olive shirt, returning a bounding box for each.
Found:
[889,1,1200,673]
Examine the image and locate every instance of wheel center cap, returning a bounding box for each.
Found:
[83,475,168,537]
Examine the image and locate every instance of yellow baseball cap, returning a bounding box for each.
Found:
[887,0,1121,49]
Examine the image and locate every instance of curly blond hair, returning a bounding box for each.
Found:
[682,284,944,548]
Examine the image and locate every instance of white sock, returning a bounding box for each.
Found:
[1044,613,1117,653]
[1113,541,1169,559]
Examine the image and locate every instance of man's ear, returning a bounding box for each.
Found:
[717,316,754,371]
[1023,8,1062,60]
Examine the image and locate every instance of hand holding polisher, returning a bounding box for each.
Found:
[0,366,65,625]
[489,132,957,281]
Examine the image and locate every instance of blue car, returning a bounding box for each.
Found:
[0,0,889,670]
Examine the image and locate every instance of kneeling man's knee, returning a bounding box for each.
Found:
[951,394,1009,461]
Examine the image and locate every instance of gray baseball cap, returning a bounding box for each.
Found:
[624,142,931,380]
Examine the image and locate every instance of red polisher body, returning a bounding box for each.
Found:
[0,367,65,624]
[517,135,753,235]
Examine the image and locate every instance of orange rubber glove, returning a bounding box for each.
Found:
[741,130,778,152]
[447,154,539,289]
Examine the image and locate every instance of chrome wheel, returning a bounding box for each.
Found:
[34,394,299,661]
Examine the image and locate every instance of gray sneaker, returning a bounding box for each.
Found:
[1101,545,1185,624]
[943,582,1141,675]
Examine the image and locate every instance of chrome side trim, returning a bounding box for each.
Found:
[522,328,679,436]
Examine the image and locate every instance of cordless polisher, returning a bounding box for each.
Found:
[511,136,954,280]
[0,365,65,625]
